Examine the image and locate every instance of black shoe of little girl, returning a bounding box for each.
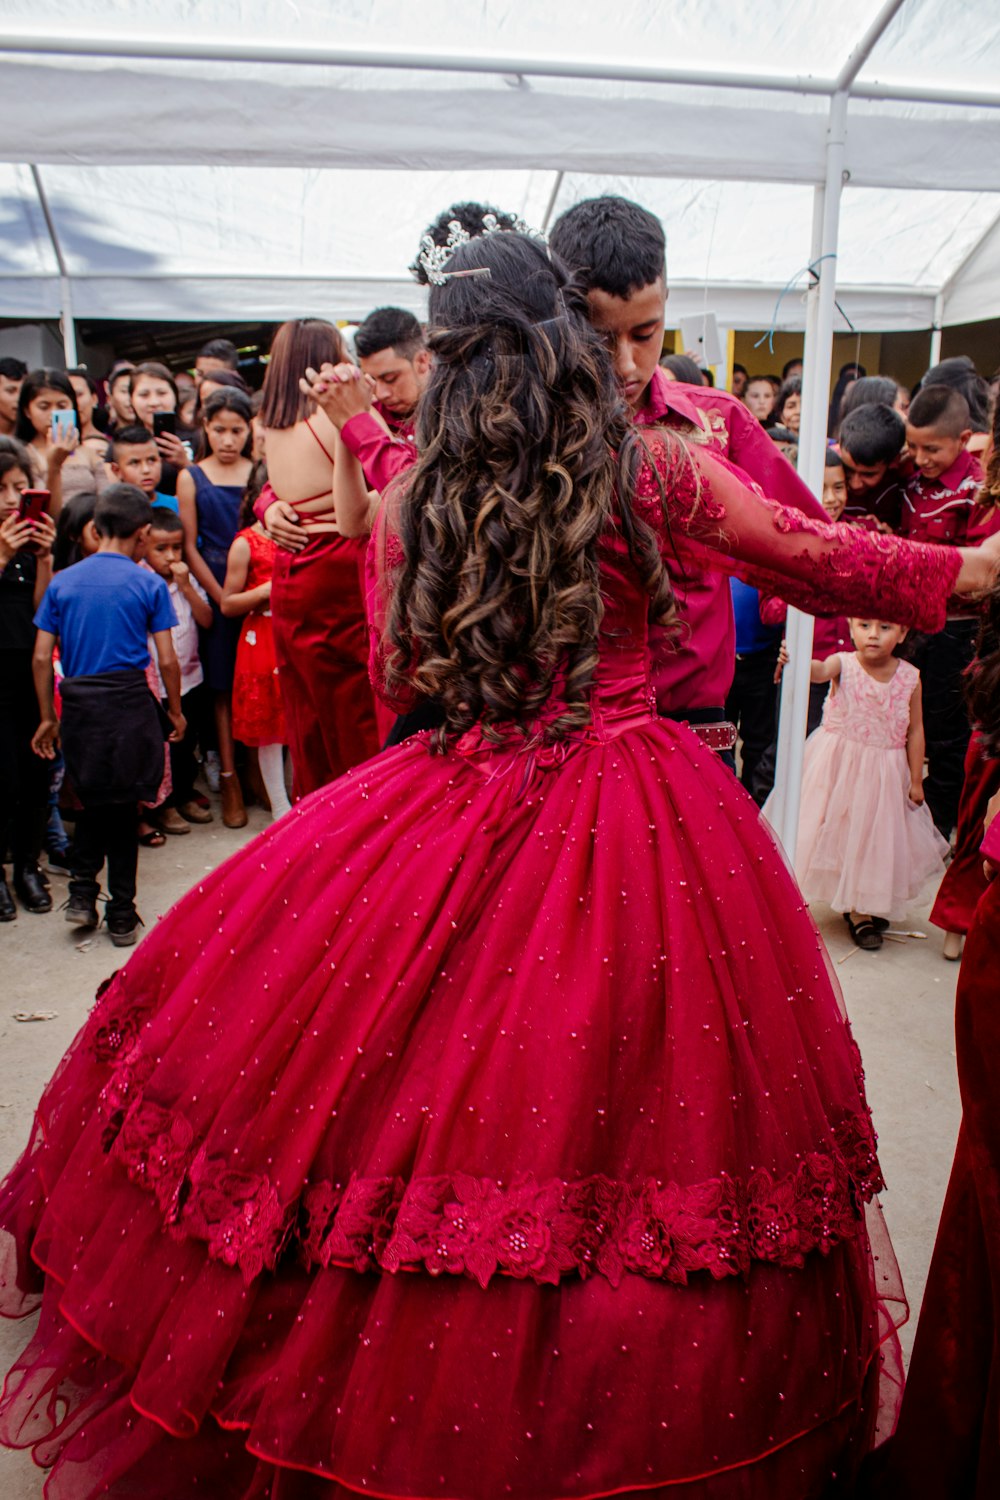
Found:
[845,913,883,951]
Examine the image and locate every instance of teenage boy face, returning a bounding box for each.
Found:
[585,280,666,413]
[906,423,971,481]
[358,346,431,418]
[839,448,888,496]
[113,440,162,494]
[0,374,23,427]
[822,464,848,520]
[145,528,184,578]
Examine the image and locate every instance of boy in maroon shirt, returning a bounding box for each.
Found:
[838,403,910,531]
[901,385,984,837]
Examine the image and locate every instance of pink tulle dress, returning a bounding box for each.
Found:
[790,653,949,921]
[0,439,965,1498]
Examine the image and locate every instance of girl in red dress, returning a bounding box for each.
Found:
[1,236,998,1499]
[222,480,291,821]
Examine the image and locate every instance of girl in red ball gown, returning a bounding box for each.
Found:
[2,234,998,1499]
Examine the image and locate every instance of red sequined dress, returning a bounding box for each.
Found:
[0,439,964,1498]
[232,527,288,749]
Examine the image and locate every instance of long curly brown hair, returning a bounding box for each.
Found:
[383,232,678,746]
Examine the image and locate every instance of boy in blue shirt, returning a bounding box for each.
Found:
[31,485,185,945]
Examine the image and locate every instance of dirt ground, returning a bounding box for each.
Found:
[0,812,962,1496]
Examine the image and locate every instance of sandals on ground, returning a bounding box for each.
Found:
[138,824,166,848]
[844,913,883,951]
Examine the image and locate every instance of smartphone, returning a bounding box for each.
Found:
[51,409,76,443]
[152,411,177,438]
[18,489,50,525]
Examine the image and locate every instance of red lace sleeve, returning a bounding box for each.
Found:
[366,482,419,714]
[633,434,962,634]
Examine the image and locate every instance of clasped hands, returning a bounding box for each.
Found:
[300,363,375,428]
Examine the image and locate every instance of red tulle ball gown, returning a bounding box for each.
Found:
[0,441,964,1498]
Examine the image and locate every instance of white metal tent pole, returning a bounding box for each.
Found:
[29,164,77,366]
[773,90,849,856]
[766,183,824,840]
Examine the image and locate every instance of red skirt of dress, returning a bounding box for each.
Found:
[929,733,1000,934]
[0,721,904,1498]
[270,534,379,797]
[232,611,287,749]
[862,872,1000,1499]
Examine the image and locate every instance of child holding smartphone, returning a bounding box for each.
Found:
[0,436,56,920]
[14,369,107,512]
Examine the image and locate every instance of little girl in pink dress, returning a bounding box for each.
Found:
[776,617,949,949]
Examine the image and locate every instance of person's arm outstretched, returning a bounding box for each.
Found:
[810,653,843,686]
[639,435,1000,634]
[906,678,927,805]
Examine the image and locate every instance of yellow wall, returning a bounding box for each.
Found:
[732,331,884,398]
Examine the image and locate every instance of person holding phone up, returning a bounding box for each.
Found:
[13,368,107,514]
[127,362,198,502]
[0,435,56,921]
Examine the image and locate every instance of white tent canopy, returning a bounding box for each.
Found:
[1,0,999,332]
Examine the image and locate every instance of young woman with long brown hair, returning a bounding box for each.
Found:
[257,318,378,797]
[2,233,999,1498]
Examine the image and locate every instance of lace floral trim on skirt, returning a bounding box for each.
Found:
[87,984,884,1292]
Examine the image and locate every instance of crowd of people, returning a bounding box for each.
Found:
[1,193,999,1498]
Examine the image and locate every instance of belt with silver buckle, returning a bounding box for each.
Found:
[686,720,737,753]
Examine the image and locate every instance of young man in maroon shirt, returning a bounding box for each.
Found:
[547,195,827,736]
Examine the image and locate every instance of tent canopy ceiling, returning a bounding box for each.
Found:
[0,1,999,331]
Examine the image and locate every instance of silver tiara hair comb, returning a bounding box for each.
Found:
[418,210,537,286]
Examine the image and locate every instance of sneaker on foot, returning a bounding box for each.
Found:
[64,893,99,928]
[107,912,144,947]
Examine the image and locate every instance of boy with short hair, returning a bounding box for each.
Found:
[547,194,828,734]
[838,403,908,530]
[899,385,984,837]
[142,507,213,831]
[31,484,184,945]
[902,386,981,543]
[110,424,168,509]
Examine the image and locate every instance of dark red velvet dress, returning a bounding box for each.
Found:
[0,441,964,1497]
[930,732,1000,935]
[864,813,1000,1499]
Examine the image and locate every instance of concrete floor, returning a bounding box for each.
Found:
[0,819,962,1496]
